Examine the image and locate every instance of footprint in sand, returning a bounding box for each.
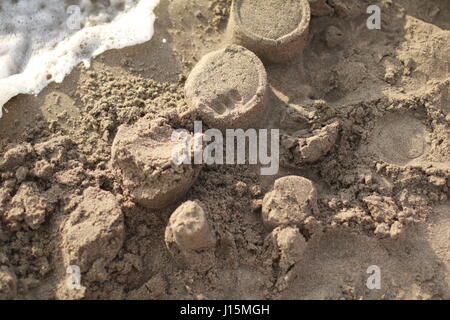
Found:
[368,113,430,166]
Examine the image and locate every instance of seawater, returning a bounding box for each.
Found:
[0,0,160,117]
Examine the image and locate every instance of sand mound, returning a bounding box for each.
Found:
[262,176,319,230]
[111,117,201,209]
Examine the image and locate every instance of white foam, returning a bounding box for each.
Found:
[0,0,160,117]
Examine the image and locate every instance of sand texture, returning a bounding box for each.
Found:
[0,0,449,300]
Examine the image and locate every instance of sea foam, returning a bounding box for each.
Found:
[0,0,160,117]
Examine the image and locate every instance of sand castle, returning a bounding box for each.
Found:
[109,0,320,267]
[262,176,319,230]
[226,0,311,63]
[184,45,268,130]
[112,0,320,240]
[111,117,201,209]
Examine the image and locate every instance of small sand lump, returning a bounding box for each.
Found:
[3,182,56,230]
[185,45,268,130]
[111,117,201,209]
[272,226,307,271]
[262,176,319,230]
[62,187,124,272]
[165,201,216,252]
[288,122,340,165]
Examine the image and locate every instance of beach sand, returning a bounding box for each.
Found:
[0,0,449,299]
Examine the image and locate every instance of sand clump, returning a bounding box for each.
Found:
[165,201,216,271]
[111,117,201,209]
[3,182,56,230]
[270,226,307,272]
[262,225,308,292]
[227,0,311,62]
[262,176,319,230]
[62,187,124,273]
[281,121,340,166]
[165,201,216,251]
[0,136,78,233]
[185,44,268,130]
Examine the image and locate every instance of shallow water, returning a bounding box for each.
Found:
[0,0,159,117]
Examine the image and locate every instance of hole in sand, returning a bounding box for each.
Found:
[367,113,430,165]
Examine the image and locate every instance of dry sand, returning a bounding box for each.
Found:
[0,0,449,300]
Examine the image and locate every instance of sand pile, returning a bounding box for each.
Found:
[262,176,319,230]
[111,117,201,209]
